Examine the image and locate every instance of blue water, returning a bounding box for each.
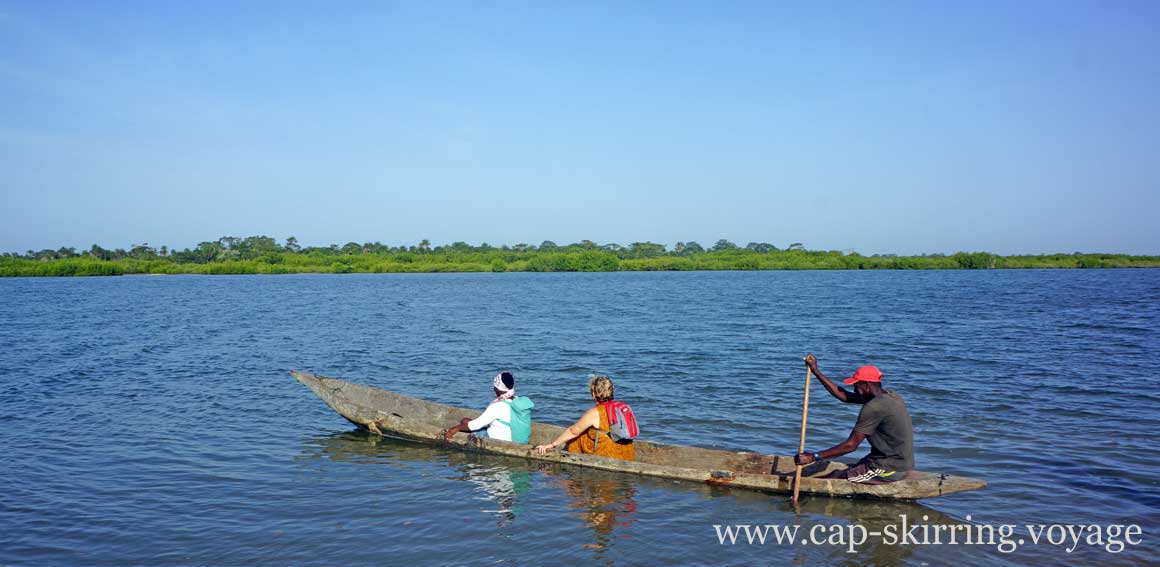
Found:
[1,270,1157,565]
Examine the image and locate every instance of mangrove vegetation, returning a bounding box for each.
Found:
[2,237,1158,277]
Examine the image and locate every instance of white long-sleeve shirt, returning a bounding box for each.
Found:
[467,401,512,442]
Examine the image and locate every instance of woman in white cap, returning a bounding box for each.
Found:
[444,371,533,443]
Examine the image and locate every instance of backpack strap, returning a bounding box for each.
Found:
[589,403,615,450]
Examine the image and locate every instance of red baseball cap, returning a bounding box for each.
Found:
[843,365,883,385]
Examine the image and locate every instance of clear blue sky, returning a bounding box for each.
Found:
[2,1,1158,255]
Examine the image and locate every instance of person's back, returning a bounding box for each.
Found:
[503,395,534,444]
[470,397,515,441]
[565,401,635,461]
[855,390,914,473]
[535,374,635,461]
[445,371,533,444]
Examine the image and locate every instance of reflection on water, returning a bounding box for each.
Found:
[454,464,531,529]
[299,431,983,566]
[299,431,531,527]
[300,431,638,544]
[543,469,638,553]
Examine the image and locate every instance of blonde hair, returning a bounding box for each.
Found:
[589,374,615,403]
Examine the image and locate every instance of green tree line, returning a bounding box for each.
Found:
[2,236,1158,277]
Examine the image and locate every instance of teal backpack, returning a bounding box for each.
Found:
[499,396,535,444]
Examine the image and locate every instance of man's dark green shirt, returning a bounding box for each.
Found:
[853,391,915,472]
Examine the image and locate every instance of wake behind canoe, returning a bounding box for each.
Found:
[292,370,985,500]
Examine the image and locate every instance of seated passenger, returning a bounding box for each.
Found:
[444,371,533,443]
[535,375,635,461]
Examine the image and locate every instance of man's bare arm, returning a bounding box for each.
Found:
[443,417,472,441]
[795,430,867,465]
[805,354,863,404]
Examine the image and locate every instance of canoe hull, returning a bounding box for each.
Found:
[292,371,985,500]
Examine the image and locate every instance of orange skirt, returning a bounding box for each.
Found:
[564,404,634,461]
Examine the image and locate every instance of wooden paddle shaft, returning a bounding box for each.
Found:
[792,367,812,503]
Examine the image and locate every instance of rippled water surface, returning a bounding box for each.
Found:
[1,270,1157,565]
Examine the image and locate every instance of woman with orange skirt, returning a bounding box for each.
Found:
[535,375,635,461]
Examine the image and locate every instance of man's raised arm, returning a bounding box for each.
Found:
[805,354,863,404]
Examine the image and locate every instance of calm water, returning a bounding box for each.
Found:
[1,270,1157,565]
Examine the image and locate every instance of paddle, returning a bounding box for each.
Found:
[792,364,812,503]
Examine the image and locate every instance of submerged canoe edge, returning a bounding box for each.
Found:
[291,370,986,500]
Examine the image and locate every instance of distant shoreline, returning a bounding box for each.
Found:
[4,247,1159,277]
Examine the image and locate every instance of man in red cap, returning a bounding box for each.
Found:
[793,354,915,483]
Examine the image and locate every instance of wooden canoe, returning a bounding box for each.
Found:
[292,370,986,500]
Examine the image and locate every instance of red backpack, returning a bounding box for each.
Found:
[601,400,639,442]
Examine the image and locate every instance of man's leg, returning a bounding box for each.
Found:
[820,461,903,484]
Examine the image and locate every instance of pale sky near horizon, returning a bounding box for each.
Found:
[2,1,1158,256]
